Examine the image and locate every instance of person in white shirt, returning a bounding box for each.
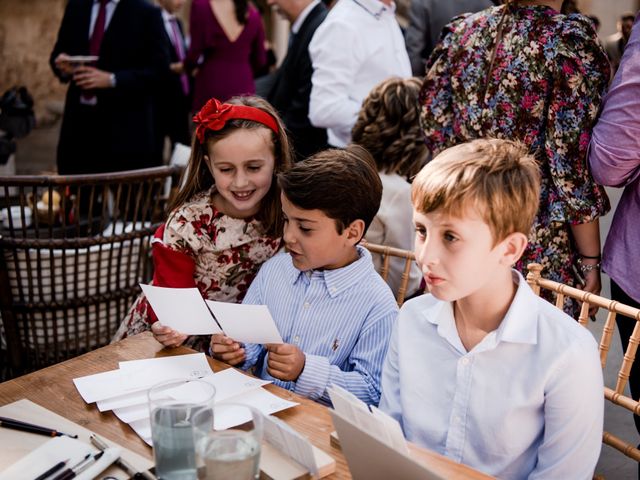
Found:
[380,139,603,480]
[352,77,425,296]
[308,0,411,147]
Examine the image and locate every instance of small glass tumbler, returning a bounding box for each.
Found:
[148,378,216,480]
[194,404,264,480]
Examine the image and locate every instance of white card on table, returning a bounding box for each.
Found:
[263,415,318,477]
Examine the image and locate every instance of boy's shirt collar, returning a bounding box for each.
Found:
[285,245,374,298]
[421,270,540,354]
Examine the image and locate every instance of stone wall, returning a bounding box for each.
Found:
[0,0,68,122]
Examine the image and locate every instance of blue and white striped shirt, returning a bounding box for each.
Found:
[242,246,398,405]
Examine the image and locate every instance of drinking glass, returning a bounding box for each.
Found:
[148,378,216,480]
[194,404,263,480]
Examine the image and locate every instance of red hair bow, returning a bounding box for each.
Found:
[193,98,279,144]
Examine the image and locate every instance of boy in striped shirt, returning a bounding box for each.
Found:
[210,145,398,405]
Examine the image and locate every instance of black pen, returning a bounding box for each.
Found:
[0,416,78,438]
[50,452,98,480]
[33,458,69,480]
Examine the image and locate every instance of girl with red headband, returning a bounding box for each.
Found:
[113,96,293,351]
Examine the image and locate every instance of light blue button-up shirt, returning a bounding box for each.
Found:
[242,246,398,405]
[380,271,603,480]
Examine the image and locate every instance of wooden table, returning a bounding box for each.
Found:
[0,332,492,479]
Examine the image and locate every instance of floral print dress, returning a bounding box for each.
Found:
[419,4,610,308]
[114,187,281,351]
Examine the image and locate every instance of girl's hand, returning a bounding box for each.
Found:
[266,343,305,381]
[210,334,245,365]
[151,322,188,348]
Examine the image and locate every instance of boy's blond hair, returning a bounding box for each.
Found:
[411,139,540,244]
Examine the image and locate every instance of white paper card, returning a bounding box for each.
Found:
[75,353,213,403]
[205,301,283,344]
[140,284,222,335]
[97,391,148,412]
[263,415,318,477]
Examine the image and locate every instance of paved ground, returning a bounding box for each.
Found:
[8,121,639,478]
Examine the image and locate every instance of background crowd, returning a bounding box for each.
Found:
[25,0,640,477]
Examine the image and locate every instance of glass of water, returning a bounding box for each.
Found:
[148,378,216,480]
[194,404,263,480]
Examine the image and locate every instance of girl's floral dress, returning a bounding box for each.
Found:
[114,187,281,351]
[419,4,610,311]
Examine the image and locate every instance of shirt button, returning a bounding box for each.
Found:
[330,287,337,293]
[461,358,469,366]
[453,416,461,424]
[303,302,311,309]
[293,335,300,344]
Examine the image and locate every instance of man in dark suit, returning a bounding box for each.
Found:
[157,0,191,148]
[51,0,170,174]
[257,0,327,162]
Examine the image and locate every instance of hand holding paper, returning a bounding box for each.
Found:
[151,322,188,348]
[210,334,246,366]
[140,284,284,345]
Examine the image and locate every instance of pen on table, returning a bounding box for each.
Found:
[51,451,103,480]
[33,458,69,480]
[0,416,78,438]
[90,434,157,480]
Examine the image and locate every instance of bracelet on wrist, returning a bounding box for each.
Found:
[577,257,601,274]
[579,253,601,260]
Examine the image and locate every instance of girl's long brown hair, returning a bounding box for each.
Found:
[169,96,293,237]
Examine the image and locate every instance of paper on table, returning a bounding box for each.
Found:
[263,415,319,477]
[129,385,298,444]
[0,436,95,480]
[128,418,152,446]
[97,391,148,412]
[216,388,298,429]
[140,284,222,335]
[328,385,408,455]
[205,301,283,344]
[75,353,213,403]
[118,353,213,378]
[108,368,271,418]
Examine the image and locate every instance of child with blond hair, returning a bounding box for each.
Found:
[380,139,603,479]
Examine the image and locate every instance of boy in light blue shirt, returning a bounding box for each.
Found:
[211,146,398,405]
[380,139,603,479]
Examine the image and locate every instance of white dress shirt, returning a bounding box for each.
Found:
[308,0,411,147]
[89,0,119,38]
[380,271,604,480]
[365,172,422,296]
[291,0,321,34]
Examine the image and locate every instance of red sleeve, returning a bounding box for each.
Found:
[145,224,197,323]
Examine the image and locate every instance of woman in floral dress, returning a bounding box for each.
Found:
[113,96,293,351]
[419,0,610,313]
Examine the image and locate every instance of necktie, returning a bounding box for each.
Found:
[89,0,108,56]
[170,18,190,96]
[81,0,108,105]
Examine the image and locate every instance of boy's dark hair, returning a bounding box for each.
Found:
[277,145,382,236]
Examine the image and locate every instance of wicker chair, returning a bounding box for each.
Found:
[526,263,640,471]
[362,241,417,306]
[0,166,181,376]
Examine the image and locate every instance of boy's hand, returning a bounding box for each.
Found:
[210,334,245,365]
[151,322,188,348]
[266,343,305,381]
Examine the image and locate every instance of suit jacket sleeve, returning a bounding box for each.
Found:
[50,0,82,83]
